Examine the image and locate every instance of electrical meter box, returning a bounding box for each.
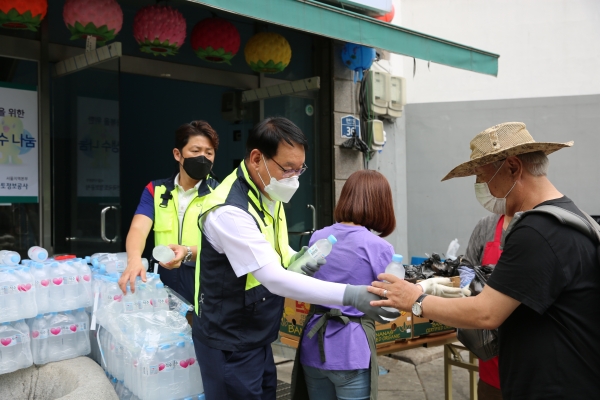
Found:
[365,70,390,116]
[368,119,385,151]
[387,75,406,118]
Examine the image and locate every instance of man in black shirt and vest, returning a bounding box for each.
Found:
[369,122,600,399]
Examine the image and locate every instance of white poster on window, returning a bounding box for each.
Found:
[0,83,38,203]
[76,97,119,198]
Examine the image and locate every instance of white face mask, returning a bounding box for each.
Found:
[257,155,300,203]
[474,160,517,215]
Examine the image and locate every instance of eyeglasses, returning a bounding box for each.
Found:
[271,158,308,178]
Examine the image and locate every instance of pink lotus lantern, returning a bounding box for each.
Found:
[191,18,240,65]
[0,0,48,31]
[63,0,123,46]
[375,5,395,23]
[133,5,186,57]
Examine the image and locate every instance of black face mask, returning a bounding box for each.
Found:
[181,155,213,180]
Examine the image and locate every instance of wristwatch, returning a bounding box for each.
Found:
[182,246,192,263]
[412,294,428,317]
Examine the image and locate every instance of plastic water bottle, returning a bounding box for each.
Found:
[294,235,337,269]
[63,262,81,309]
[153,282,170,311]
[381,254,405,317]
[187,338,203,396]
[28,246,48,262]
[173,341,191,397]
[47,312,63,361]
[152,245,175,264]
[1,269,20,322]
[30,314,49,365]
[74,308,90,356]
[74,259,93,307]
[0,321,20,373]
[61,310,78,358]
[156,344,175,399]
[140,346,159,400]
[15,267,37,319]
[102,276,123,308]
[13,319,31,369]
[0,250,20,266]
[48,262,64,306]
[32,263,51,314]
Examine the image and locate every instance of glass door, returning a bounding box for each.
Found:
[51,59,121,256]
[264,96,317,250]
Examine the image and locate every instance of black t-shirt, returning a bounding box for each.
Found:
[487,196,600,400]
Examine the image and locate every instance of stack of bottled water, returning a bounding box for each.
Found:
[0,247,94,375]
[91,264,203,400]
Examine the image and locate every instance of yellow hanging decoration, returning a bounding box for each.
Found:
[244,32,292,74]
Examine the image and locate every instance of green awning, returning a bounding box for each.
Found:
[187,0,499,76]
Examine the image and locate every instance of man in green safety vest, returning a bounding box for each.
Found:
[186,117,398,399]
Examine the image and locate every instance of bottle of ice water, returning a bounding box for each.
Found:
[140,346,159,400]
[73,258,93,307]
[74,308,90,356]
[48,262,64,307]
[30,314,49,365]
[1,269,20,322]
[0,250,20,266]
[32,263,51,314]
[293,235,337,272]
[28,246,48,262]
[152,245,175,264]
[102,276,123,308]
[47,312,63,361]
[187,337,204,396]
[153,283,170,311]
[15,266,37,319]
[13,319,32,369]
[381,254,404,317]
[173,341,191,398]
[63,262,80,310]
[61,310,78,358]
[156,344,175,399]
[0,321,20,374]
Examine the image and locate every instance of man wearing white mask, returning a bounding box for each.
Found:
[369,122,600,399]
[190,117,400,399]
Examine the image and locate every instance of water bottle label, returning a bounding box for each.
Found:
[49,326,62,336]
[78,322,88,332]
[16,332,30,344]
[142,365,158,376]
[52,277,64,286]
[115,261,125,273]
[155,298,168,307]
[65,275,78,285]
[175,358,189,370]
[160,360,175,372]
[62,324,78,334]
[107,254,119,261]
[123,301,135,313]
[140,299,153,310]
[31,328,48,340]
[35,279,51,288]
[0,335,18,347]
[3,284,19,295]
[307,246,325,261]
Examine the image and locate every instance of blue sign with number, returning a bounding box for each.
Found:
[341,115,360,138]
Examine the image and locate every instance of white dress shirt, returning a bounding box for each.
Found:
[174,173,202,233]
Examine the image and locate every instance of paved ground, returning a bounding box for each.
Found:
[273,341,473,400]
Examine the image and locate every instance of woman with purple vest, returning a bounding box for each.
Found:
[291,170,397,400]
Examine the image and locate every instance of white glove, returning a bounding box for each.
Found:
[418,277,471,298]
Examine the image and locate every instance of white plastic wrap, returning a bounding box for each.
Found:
[0,320,33,374]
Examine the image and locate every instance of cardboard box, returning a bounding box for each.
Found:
[279,298,412,347]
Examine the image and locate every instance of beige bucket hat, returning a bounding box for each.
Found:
[442,122,573,181]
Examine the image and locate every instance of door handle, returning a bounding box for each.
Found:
[100,206,119,243]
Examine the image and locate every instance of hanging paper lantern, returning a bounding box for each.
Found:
[133,5,186,56]
[341,43,376,82]
[244,32,292,74]
[375,5,395,23]
[0,0,47,31]
[63,0,123,46]
[191,18,240,64]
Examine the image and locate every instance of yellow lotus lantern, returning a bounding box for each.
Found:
[244,32,291,74]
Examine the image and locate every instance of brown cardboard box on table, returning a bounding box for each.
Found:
[279,298,412,349]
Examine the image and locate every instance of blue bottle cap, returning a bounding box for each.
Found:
[10,254,19,263]
[35,314,44,319]
[64,310,71,314]
[156,282,164,289]
[176,341,185,347]
[145,346,156,352]
[392,254,403,263]
[159,344,171,350]
[85,256,91,264]
[327,235,337,245]
[77,308,85,312]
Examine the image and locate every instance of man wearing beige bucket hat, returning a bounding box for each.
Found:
[368,122,600,399]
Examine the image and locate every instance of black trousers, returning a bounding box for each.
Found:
[193,336,277,400]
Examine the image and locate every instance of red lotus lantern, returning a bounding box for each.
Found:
[63,0,123,46]
[375,4,395,23]
[0,0,47,31]
[133,5,186,56]
[191,18,240,65]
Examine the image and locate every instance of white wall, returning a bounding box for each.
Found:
[398,0,600,104]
